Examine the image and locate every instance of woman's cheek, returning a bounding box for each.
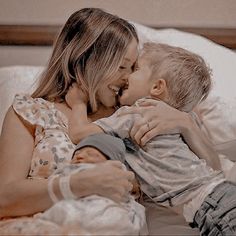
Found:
[101,94,117,107]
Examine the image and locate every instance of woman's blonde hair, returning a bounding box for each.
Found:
[142,43,212,112]
[32,8,138,112]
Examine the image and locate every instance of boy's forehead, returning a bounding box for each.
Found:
[138,53,150,65]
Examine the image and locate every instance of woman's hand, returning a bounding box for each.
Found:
[71,160,135,202]
[118,99,188,146]
[65,83,88,108]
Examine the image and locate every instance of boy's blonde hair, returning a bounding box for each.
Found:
[32,8,138,112]
[142,43,212,112]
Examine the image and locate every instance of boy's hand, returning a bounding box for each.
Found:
[66,83,88,108]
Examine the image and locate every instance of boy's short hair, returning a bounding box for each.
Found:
[142,43,212,112]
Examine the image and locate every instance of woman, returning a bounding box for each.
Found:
[0,8,138,234]
[0,8,219,235]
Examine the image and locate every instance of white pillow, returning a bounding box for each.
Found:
[198,95,236,159]
[133,22,236,100]
[133,23,236,160]
[1,24,236,161]
[0,66,43,131]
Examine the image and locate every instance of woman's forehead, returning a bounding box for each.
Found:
[124,38,139,62]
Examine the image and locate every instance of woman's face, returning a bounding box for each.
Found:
[97,38,139,108]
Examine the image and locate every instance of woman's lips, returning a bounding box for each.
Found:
[109,80,129,104]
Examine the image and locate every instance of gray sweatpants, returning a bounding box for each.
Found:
[192,181,236,236]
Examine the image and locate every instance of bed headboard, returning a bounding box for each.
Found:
[0,25,236,49]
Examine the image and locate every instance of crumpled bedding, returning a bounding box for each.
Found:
[144,201,199,235]
[36,195,147,235]
[0,197,147,235]
[35,163,147,235]
[0,217,82,235]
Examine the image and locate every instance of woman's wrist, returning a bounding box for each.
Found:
[178,111,221,170]
[48,176,63,202]
[178,112,193,137]
[48,172,91,202]
[70,171,94,198]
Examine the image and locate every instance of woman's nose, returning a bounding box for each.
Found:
[124,66,133,75]
[120,75,129,86]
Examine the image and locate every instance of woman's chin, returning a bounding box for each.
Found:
[119,95,131,106]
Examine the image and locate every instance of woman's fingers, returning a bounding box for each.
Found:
[106,161,134,180]
[125,170,135,182]
[129,119,156,145]
[140,126,161,146]
[96,161,135,202]
[106,160,123,169]
[127,182,134,192]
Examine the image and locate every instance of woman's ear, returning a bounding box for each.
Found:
[150,79,168,100]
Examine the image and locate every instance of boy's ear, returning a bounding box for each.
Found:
[150,79,168,99]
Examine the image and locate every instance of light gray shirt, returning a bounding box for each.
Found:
[95,98,224,220]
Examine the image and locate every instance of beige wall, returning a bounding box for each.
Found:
[0,0,236,67]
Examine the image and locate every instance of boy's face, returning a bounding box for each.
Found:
[119,55,153,106]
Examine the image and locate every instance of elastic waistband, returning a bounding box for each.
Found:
[207,181,235,203]
[190,181,236,228]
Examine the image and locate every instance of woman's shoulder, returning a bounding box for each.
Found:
[12,93,54,126]
[13,93,51,107]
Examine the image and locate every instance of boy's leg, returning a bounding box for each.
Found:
[193,181,236,236]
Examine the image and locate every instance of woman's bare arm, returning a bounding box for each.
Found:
[0,108,133,217]
[0,107,53,217]
[179,112,221,170]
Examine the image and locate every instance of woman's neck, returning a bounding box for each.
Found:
[54,101,72,120]
[54,100,116,122]
[88,105,115,122]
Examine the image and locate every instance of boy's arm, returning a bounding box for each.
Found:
[66,83,103,144]
[66,84,136,143]
[68,104,134,144]
[68,103,103,144]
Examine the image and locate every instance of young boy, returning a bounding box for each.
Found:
[67,42,236,235]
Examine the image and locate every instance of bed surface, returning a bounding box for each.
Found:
[0,22,236,235]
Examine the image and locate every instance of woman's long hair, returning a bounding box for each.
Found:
[32,8,138,112]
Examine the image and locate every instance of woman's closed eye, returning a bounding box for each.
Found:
[119,66,127,70]
[119,66,133,75]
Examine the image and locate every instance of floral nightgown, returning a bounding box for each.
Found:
[0,94,78,235]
